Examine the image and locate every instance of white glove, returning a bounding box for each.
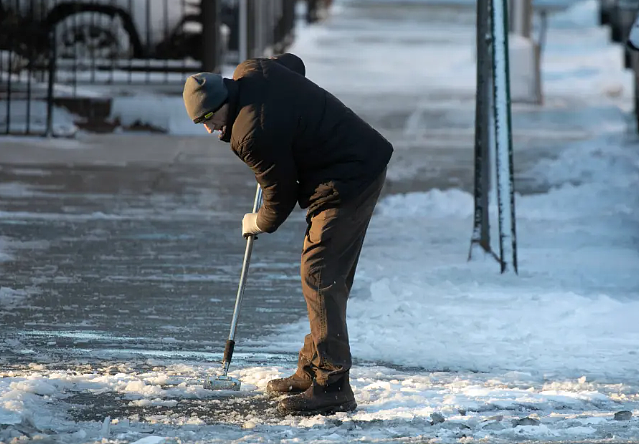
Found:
[242,213,263,238]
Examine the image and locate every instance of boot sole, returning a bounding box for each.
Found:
[277,400,357,416]
[266,388,308,398]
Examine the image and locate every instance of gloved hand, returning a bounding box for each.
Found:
[242,213,263,238]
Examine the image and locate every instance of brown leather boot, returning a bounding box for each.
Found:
[266,371,313,395]
[277,374,357,415]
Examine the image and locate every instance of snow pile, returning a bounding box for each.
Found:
[378,188,474,218]
[110,95,196,136]
[349,279,639,375]
[519,137,639,222]
[526,136,639,187]
[0,101,78,137]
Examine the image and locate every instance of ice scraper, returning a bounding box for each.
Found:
[204,183,263,391]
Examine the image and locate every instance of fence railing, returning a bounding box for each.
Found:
[1,0,299,136]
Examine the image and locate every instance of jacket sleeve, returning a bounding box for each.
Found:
[237,137,298,233]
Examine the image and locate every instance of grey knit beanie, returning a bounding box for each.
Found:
[183,73,228,123]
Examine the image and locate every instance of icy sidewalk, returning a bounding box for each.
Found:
[243,0,639,441]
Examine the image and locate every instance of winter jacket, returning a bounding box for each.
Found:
[220,53,393,233]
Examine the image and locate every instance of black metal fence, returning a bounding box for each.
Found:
[1,0,298,136]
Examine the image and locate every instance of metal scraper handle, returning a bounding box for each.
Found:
[220,182,263,377]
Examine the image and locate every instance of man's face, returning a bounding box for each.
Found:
[202,103,229,136]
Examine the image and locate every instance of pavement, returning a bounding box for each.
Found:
[0,0,634,434]
[0,133,309,364]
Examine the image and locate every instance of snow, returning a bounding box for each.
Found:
[1,362,636,442]
[2,0,639,442]
[110,94,203,136]
[0,100,78,137]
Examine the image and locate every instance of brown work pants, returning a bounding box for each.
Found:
[297,169,386,385]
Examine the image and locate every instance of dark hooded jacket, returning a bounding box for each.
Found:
[220,53,393,233]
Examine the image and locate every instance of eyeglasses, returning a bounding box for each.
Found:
[193,110,215,125]
[193,99,228,124]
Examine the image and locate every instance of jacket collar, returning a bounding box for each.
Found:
[219,78,239,143]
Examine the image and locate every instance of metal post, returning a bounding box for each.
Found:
[46,30,57,138]
[202,0,221,72]
[26,0,35,135]
[239,0,248,62]
[469,0,494,260]
[164,0,169,82]
[247,0,256,58]
[255,0,262,56]
[91,0,97,83]
[145,0,151,83]
[4,44,12,135]
[111,0,117,85]
[128,0,133,84]
[491,0,518,273]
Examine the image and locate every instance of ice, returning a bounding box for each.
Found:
[130,437,169,444]
[128,399,178,407]
[0,238,11,263]
[10,380,57,396]
[0,408,21,426]
[0,287,31,309]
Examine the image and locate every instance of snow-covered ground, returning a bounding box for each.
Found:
[2,0,639,443]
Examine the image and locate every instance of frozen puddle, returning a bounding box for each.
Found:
[0,361,637,443]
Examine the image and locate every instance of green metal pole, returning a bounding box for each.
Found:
[490,0,518,273]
